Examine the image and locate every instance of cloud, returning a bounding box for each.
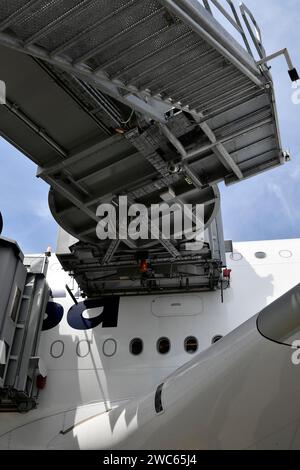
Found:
[266,181,294,226]
[28,199,53,221]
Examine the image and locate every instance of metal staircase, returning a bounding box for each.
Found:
[0,237,49,412]
[0,0,297,296]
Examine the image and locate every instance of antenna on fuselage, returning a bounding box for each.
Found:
[65,284,78,305]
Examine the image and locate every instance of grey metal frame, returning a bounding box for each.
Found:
[0,0,292,296]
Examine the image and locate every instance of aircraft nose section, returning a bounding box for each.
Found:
[257,283,300,347]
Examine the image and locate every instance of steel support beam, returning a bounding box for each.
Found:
[193,116,243,179]
[158,125,208,189]
[160,119,243,181]
[184,116,273,161]
[225,153,280,186]
[4,98,67,158]
[74,153,141,185]
[37,135,124,176]
[102,240,121,265]
[159,124,187,158]
[0,32,170,124]
[35,59,112,135]
[44,175,100,223]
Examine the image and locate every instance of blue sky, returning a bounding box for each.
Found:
[0,0,299,253]
[220,0,300,241]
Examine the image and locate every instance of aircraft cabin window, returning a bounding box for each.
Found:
[212,335,223,344]
[130,338,143,356]
[184,336,198,354]
[157,337,170,355]
[255,251,267,259]
[279,250,293,259]
[103,339,117,357]
[50,340,65,358]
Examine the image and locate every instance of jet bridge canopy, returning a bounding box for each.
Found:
[0,0,290,295]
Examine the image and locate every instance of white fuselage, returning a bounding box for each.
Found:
[0,239,300,449]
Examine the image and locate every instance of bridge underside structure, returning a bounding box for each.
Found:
[0,0,287,296]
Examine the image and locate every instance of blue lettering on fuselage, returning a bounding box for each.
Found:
[42,302,64,331]
[42,298,120,331]
[67,298,120,330]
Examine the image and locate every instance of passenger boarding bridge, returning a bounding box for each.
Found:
[0,0,298,299]
[0,0,298,413]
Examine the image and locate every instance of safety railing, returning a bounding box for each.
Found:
[200,0,266,60]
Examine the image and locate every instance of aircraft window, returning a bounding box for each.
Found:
[50,340,64,358]
[157,337,170,355]
[155,383,164,414]
[212,335,223,344]
[230,252,243,261]
[130,338,143,356]
[184,336,198,354]
[76,340,91,358]
[103,339,117,357]
[255,251,267,259]
[279,250,292,259]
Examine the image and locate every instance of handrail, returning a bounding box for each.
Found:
[240,2,266,59]
[200,0,266,60]
[200,0,298,82]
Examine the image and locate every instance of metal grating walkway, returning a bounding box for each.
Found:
[0,0,293,294]
[0,1,268,120]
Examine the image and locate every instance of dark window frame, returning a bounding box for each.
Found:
[184,336,198,354]
[157,337,171,355]
[130,338,144,356]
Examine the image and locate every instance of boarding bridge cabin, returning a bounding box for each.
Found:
[0,236,49,411]
[0,0,298,300]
